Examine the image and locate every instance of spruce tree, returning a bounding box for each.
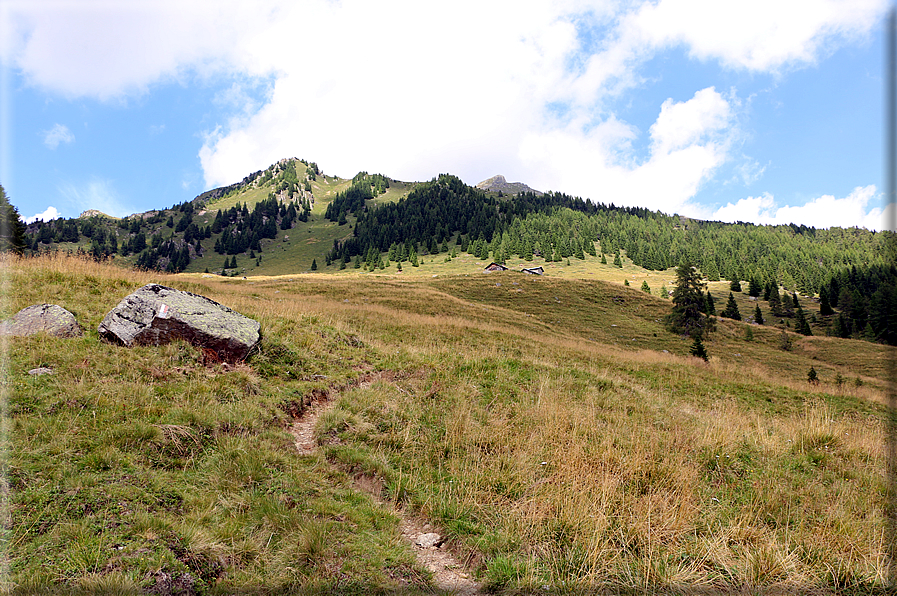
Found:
[721,293,742,320]
[641,280,651,294]
[747,277,762,297]
[311,258,317,271]
[613,253,623,268]
[705,291,716,315]
[819,287,834,317]
[768,285,784,317]
[807,366,818,384]
[795,305,812,335]
[601,254,607,265]
[754,304,764,325]
[666,261,714,339]
[0,185,26,253]
[690,336,709,361]
[730,279,742,292]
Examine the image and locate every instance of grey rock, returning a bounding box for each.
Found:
[0,304,82,338]
[415,533,442,548]
[28,367,54,375]
[98,284,261,362]
[475,174,543,196]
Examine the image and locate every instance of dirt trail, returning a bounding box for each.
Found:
[289,390,484,595]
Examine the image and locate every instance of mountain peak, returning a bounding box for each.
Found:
[475,175,542,196]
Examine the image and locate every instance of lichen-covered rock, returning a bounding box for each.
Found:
[98,284,261,362]
[0,304,83,338]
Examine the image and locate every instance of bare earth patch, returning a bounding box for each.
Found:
[288,388,483,594]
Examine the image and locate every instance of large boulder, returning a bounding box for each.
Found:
[0,304,83,338]
[98,284,261,362]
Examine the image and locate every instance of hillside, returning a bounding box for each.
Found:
[21,157,897,346]
[4,252,892,593]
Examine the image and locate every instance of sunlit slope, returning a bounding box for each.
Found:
[6,253,891,593]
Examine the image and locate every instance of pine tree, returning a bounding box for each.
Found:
[721,293,742,320]
[819,287,834,317]
[613,253,623,268]
[807,366,819,384]
[0,185,26,253]
[768,285,784,317]
[624,279,629,286]
[730,279,742,292]
[601,254,607,265]
[754,305,764,325]
[666,261,714,339]
[690,336,708,361]
[641,280,651,294]
[704,291,716,315]
[311,258,317,271]
[747,277,762,297]
[795,305,812,335]
[780,328,793,351]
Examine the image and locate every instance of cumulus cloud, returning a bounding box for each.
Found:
[25,205,60,223]
[710,185,892,230]
[628,0,885,73]
[1,0,281,99]
[42,123,74,149]
[3,0,888,222]
[519,87,734,213]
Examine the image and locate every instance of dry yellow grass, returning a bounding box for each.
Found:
[4,253,891,593]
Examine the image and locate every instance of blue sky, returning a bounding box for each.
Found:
[1,0,893,230]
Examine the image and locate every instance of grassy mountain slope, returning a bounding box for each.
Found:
[5,253,891,593]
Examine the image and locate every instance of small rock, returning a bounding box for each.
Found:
[28,367,53,375]
[0,304,82,338]
[416,533,442,549]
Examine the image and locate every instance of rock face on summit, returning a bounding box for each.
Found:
[0,304,83,338]
[98,284,261,362]
[475,175,542,196]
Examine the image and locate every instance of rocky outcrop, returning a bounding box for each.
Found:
[475,175,542,196]
[0,304,83,338]
[98,284,261,362]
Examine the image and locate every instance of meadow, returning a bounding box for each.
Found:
[2,252,892,594]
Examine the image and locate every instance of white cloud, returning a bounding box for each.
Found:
[649,87,731,155]
[58,178,131,218]
[710,185,892,230]
[4,0,889,220]
[2,0,281,100]
[25,205,60,223]
[628,0,885,73]
[42,123,74,149]
[519,87,734,213]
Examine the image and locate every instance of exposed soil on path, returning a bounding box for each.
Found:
[288,385,484,595]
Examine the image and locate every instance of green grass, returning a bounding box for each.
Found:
[4,253,892,594]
